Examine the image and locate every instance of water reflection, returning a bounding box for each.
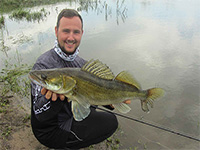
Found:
[77,0,128,24]
[0,26,9,57]
[0,0,200,149]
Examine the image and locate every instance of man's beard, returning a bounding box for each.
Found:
[58,43,77,55]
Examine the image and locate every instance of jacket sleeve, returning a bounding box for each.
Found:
[103,105,115,110]
[30,62,65,122]
[31,83,65,122]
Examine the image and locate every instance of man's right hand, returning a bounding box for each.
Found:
[41,88,65,101]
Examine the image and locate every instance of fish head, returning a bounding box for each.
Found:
[29,69,63,92]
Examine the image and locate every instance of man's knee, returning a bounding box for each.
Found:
[109,113,118,133]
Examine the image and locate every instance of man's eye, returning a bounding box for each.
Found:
[41,74,47,80]
[74,30,80,34]
[63,29,70,33]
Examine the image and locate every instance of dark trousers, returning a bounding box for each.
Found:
[37,107,118,149]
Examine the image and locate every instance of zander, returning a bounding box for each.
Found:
[29,59,165,121]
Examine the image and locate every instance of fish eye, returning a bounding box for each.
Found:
[41,74,47,80]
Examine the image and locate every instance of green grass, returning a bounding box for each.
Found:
[1,125,12,138]
[0,97,10,113]
[0,15,5,27]
[0,52,32,98]
[0,0,69,13]
[9,8,48,22]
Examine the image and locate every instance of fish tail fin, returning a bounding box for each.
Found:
[141,88,165,112]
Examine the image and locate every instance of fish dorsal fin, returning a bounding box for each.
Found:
[81,59,115,80]
[115,71,141,89]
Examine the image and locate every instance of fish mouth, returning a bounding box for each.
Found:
[29,72,46,87]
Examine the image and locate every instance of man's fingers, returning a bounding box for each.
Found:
[59,94,65,101]
[41,88,47,95]
[45,90,52,100]
[52,93,58,101]
[110,104,114,108]
[41,88,65,101]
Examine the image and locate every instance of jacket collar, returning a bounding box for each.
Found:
[54,39,79,61]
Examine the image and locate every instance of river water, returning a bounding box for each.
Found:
[0,0,200,149]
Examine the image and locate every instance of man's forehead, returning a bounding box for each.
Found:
[59,17,82,29]
[60,16,81,24]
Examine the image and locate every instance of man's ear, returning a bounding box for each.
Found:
[55,26,58,37]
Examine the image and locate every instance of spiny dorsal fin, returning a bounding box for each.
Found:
[81,59,115,80]
[115,71,141,89]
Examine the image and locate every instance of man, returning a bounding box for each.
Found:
[31,9,130,149]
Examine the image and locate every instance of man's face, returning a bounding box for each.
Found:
[55,16,83,55]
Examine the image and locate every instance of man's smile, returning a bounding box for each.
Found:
[66,40,75,45]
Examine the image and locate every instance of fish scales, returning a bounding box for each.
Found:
[72,75,141,105]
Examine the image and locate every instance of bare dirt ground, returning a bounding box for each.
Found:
[0,94,49,150]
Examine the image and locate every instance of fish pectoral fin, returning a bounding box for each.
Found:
[113,103,131,113]
[71,91,91,109]
[115,71,141,89]
[71,100,91,121]
[75,96,90,109]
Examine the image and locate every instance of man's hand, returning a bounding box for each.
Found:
[110,99,131,108]
[123,99,131,104]
[41,88,65,101]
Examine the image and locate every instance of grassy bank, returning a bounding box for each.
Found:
[0,0,73,24]
[0,0,69,13]
[0,53,32,98]
[9,8,49,22]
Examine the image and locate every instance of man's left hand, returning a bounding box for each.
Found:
[123,99,131,104]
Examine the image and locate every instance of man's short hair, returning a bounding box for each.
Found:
[56,9,83,29]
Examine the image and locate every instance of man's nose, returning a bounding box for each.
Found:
[67,32,75,41]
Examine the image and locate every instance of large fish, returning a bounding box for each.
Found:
[29,59,164,121]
